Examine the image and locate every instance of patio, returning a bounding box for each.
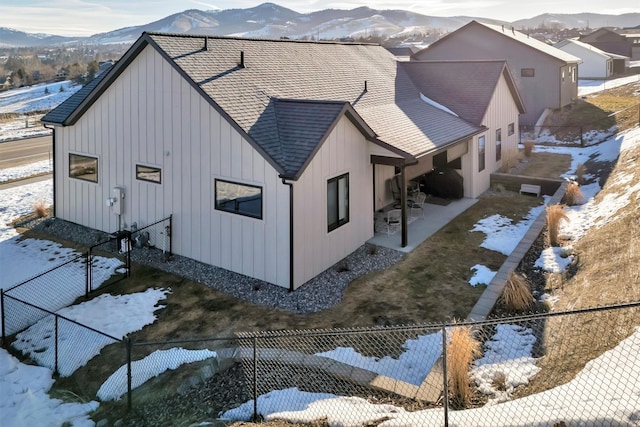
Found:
[368,197,479,253]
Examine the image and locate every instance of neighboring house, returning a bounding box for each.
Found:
[579,28,640,60]
[42,32,523,291]
[412,20,581,126]
[555,39,629,79]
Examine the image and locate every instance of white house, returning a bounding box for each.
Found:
[42,32,524,291]
[555,38,629,79]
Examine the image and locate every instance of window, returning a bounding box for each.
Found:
[572,65,577,82]
[496,128,502,161]
[508,122,515,136]
[521,68,535,77]
[478,136,485,172]
[215,179,262,219]
[136,164,161,184]
[69,153,98,182]
[561,69,565,82]
[327,173,349,232]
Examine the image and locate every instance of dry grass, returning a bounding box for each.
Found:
[517,152,572,179]
[499,273,533,312]
[563,182,584,206]
[523,141,535,157]
[546,204,569,246]
[33,199,48,218]
[447,323,481,408]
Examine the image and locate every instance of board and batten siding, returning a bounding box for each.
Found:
[54,44,291,288]
[462,73,521,198]
[291,115,375,289]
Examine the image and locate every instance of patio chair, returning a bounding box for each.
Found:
[385,209,402,234]
[410,192,427,219]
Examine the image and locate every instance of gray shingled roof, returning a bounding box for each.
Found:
[41,71,108,124]
[44,33,486,179]
[401,60,525,126]
[415,21,581,65]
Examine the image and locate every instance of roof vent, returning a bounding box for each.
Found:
[239,51,245,68]
[204,36,208,51]
[364,80,368,92]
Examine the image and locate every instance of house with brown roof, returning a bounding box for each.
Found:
[579,28,640,60]
[412,20,580,126]
[42,32,524,290]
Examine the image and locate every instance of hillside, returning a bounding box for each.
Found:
[2,3,638,47]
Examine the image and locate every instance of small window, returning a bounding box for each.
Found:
[215,179,262,219]
[496,128,502,161]
[478,136,485,172]
[327,173,349,232]
[69,153,98,182]
[136,164,161,184]
[521,68,535,77]
[508,122,515,136]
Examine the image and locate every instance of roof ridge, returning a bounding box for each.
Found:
[144,31,379,46]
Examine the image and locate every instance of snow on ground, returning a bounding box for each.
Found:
[0,159,52,183]
[0,179,52,241]
[12,288,170,377]
[98,348,217,401]
[316,331,443,386]
[0,80,80,114]
[469,264,496,286]
[578,74,640,97]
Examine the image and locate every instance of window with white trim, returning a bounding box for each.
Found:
[496,128,502,161]
[478,136,486,172]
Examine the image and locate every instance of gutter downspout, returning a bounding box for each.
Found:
[43,124,55,217]
[281,178,294,291]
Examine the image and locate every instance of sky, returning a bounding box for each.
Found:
[2,0,639,37]
[0,77,639,425]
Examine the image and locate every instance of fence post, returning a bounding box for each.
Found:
[54,315,59,376]
[580,126,584,147]
[252,336,258,422]
[1,290,5,345]
[168,215,173,257]
[85,251,90,297]
[442,325,449,427]
[126,336,133,412]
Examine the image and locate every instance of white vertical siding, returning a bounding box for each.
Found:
[291,116,374,289]
[465,73,521,198]
[55,45,291,288]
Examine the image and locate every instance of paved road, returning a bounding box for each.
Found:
[0,135,53,169]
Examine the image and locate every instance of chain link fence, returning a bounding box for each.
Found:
[521,103,640,147]
[232,302,640,426]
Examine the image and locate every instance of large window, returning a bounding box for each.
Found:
[136,164,161,184]
[69,153,98,182]
[508,122,515,136]
[215,179,262,219]
[496,128,502,161]
[327,173,349,232]
[478,136,486,172]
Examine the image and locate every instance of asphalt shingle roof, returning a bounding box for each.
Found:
[401,60,525,126]
[44,33,486,179]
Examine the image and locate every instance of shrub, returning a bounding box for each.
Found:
[447,323,481,407]
[34,200,48,218]
[499,273,533,312]
[523,141,535,157]
[546,204,569,246]
[564,181,584,206]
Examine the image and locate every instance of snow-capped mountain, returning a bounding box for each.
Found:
[2,3,638,47]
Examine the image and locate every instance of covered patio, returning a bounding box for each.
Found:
[368,197,478,253]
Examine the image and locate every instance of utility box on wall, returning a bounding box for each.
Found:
[110,186,124,216]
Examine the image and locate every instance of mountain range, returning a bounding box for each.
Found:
[1,2,639,48]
